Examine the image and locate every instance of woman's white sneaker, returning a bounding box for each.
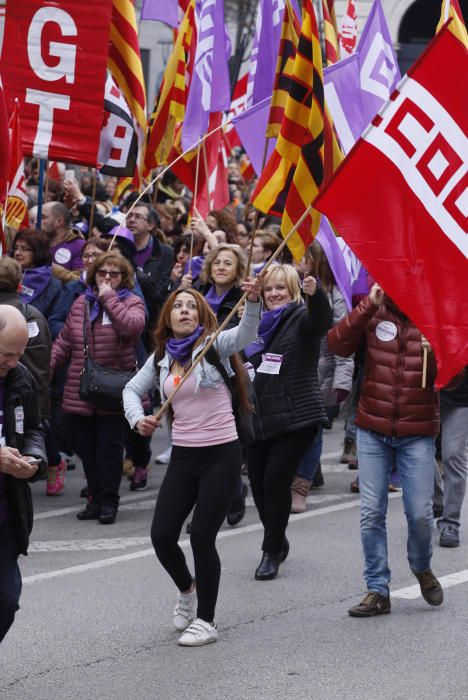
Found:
[173,588,197,631]
[177,618,218,646]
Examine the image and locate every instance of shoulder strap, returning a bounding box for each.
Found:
[205,345,233,398]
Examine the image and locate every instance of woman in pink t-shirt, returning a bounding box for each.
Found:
[123,279,261,647]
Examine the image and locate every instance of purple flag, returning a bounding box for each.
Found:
[246,0,286,107]
[316,218,353,311]
[182,0,231,150]
[324,54,366,155]
[232,97,276,175]
[357,0,401,121]
[141,0,179,27]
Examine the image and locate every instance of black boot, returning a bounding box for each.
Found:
[76,502,100,521]
[255,552,282,581]
[99,505,117,525]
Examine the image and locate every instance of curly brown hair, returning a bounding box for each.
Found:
[87,251,135,290]
[207,209,238,242]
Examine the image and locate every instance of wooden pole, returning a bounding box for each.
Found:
[245,135,270,274]
[88,169,98,234]
[422,345,428,389]
[188,144,202,275]
[43,159,49,204]
[154,204,313,420]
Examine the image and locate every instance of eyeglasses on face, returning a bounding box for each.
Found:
[82,252,98,261]
[96,269,122,279]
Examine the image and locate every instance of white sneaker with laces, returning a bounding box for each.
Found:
[173,588,197,631]
[177,618,218,647]
[155,446,172,464]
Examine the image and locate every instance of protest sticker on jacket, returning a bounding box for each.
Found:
[0,0,113,165]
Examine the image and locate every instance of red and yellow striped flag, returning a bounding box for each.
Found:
[144,0,196,173]
[324,0,339,36]
[281,2,342,260]
[322,0,340,64]
[266,0,301,139]
[251,0,342,261]
[108,0,147,133]
[436,0,468,45]
[251,0,317,219]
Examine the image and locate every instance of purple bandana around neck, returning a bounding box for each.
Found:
[84,286,131,322]
[167,325,204,363]
[204,284,230,315]
[244,304,289,358]
[19,265,52,304]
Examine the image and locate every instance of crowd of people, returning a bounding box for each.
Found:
[0,156,466,647]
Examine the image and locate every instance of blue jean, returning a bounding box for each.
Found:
[297,427,323,481]
[0,524,22,645]
[357,428,435,596]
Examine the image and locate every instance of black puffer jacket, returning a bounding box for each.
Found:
[196,283,243,329]
[3,363,46,555]
[248,288,332,441]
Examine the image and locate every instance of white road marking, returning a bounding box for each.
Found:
[120,493,356,512]
[34,490,158,520]
[24,498,366,584]
[392,569,468,599]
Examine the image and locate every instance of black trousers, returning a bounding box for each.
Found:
[151,440,241,623]
[247,426,317,554]
[69,414,125,509]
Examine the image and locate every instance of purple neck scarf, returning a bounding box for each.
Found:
[19,265,52,304]
[205,284,230,315]
[244,304,289,358]
[167,326,204,362]
[85,286,131,322]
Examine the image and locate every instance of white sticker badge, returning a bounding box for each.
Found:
[54,247,72,265]
[257,353,284,375]
[14,406,24,434]
[376,321,397,342]
[27,321,40,338]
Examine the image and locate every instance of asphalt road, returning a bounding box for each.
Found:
[1,420,467,700]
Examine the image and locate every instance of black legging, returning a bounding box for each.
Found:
[247,426,317,554]
[151,440,241,623]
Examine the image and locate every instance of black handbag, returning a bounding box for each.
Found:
[79,304,136,412]
[205,347,256,447]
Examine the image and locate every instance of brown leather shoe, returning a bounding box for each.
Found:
[348,592,391,617]
[412,569,444,606]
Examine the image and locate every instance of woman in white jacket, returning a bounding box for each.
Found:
[123,279,261,647]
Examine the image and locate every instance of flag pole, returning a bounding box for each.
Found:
[44,159,49,203]
[36,159,46,230]
[88,168,98,233]
[245,135,271,273]
[202,140,211,205]
[422,345,428,388]
[188,144,202,275]
[153,204,313,420]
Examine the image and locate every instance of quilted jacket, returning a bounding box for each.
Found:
[51,291,145,415]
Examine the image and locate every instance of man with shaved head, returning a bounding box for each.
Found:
[0,306,46,644]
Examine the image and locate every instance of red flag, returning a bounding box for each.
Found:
[1,101,29,231]
[1,0,113,165]
[315,26,468,388]
[0,76,10,200]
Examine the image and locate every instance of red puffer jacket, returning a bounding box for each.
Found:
[51,291,145,416]
[328,296,439,438]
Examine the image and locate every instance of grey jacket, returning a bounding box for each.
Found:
[318,286,355,407]
[123,300,261,429]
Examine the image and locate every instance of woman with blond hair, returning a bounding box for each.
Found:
[244,264,332,580]
[123,278,261,646]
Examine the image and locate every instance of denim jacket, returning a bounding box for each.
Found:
[123,300,261,429]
